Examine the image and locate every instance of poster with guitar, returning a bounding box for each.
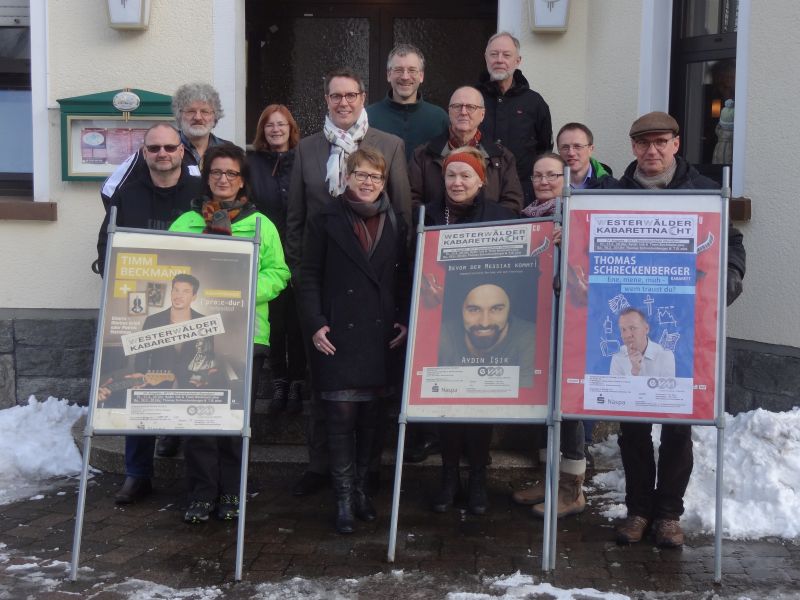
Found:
[92,230,256,433]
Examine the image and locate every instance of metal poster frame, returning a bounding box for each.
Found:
[69,208,261,582]
[548,169,730,581]
[387,207,562,569]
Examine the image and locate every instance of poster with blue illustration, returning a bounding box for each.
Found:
[582,213,697,414]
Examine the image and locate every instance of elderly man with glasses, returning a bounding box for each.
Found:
[409,85,523,215]
[285,66,411,499]
[601,111,746,549]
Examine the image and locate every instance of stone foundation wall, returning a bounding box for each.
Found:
[0,309,97,408]
[1,309,798,419]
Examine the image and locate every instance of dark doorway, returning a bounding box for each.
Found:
[245,1,498,139]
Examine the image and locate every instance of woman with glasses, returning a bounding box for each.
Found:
[522,152,567,217]
[422,147,517,516]
[169,143,290,524]
[512,152,587,519]
[248,105,307,415]
[299,147,410,534]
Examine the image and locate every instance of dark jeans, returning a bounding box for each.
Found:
[184,344,268,502]
[124,436,156,478]
[534,420,584,462]
[439,423,493,468]
[268,285,306,381]
[618,422,693,520]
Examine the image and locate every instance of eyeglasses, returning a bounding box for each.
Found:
[145,144,180,153]
[634,137,676,151]
[448,103,484,114]
[531,173,563,183]
[327,92,363,104]
[351,170,385,184]
[209,169,241,180]
[265,121,289,129]
[559,143,591,153]
[182,108,214,118]
[390,67,420,76]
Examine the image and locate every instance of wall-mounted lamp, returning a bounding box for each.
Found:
[107,0,151,30]
[529,0,570,33]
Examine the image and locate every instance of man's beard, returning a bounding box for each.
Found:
[489,69,511,82]
[467,325,502,350]
[182,122,213,138]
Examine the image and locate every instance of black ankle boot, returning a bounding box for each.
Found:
[467,466,488,515]
[267,378,288,415]
[432,467,460,513]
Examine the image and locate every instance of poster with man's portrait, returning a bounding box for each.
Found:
[406,221,557,421]
[559,193,724,422]
[91,230,256,433]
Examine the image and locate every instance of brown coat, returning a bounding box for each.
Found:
[408,132,523,215]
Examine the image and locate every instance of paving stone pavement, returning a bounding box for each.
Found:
[0,467,798,599]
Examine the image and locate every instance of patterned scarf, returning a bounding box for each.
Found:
[633,159,677,189]
[521,197,557,218]
[323,110,369,196]
[200,196,248,235]
[447,128,482,150]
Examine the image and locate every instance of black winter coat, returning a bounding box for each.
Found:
[423,190,518,227]
[477,69,553,185]
[248,148,295,240]
[299,195,410,392]
[95,167,204,275]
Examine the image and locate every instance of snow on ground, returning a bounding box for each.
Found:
[0,396,87,505]
[588,407,800,539]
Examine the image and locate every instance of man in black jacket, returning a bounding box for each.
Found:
[94,124,203,504]
[610,111,746,549]
[478,32,553,206]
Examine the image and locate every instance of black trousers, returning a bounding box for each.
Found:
[439,423,493,468]
[184,345,268,502]
[268,285,306,381]
[618,422,693,520]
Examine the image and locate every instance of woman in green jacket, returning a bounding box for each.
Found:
[170,143,290,524]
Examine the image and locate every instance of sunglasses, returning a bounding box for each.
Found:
[145,144,181,153]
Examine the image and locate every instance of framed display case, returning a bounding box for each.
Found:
[57,89,173,181]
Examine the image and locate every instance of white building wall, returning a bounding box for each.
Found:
[725,3,800,347]
[0,0,215,309]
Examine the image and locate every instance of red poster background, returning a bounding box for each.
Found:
[560,208,722,421]
[407,221,555,410]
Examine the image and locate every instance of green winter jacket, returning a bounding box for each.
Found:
[169,206,290,346]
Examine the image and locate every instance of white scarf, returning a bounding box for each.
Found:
[323,110,369,196]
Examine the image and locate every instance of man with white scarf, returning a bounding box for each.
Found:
[286,67,411,497]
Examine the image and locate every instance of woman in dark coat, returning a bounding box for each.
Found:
[249,104,307,413]
[299,147,410,534]
[424,146,517,516]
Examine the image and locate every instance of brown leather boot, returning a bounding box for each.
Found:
[653,518,685,548]
[531,472,585,518]
[511,448,548,505]
[616,515,651,544]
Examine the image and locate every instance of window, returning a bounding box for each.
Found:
[0,2,32,197]
[670,0,738,186]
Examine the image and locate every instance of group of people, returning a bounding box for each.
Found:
[94,31,745,548]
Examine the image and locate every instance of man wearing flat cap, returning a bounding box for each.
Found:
[607,111,747,550]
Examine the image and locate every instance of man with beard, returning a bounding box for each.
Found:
[438,282,535,387]
[99,83,230,210]
[477,32,552,206]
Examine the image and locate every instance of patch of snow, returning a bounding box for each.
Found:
[449,571,632,599]
[589,409,800,540]
[0,396,86,505]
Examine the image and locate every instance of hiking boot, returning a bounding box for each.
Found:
[267,378,288,415]
[217,495,240,520]
[286,380,305,414]
[184,500,215,524]
[512,479,545,505]
[616,515,651,544]
[531,473,586,519]
[654,518,685,548]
